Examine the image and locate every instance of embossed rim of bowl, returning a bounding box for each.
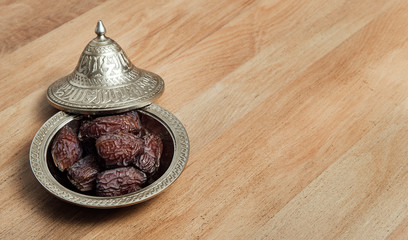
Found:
[29,104,189,208]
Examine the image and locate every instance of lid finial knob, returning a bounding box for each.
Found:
[95,20,106,39]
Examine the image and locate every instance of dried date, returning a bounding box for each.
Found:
[125,110,142,128]
[67,155,101,191]
[78,115,142,140]
[51,125,82,171]
[51,110,168,196]
[96,132,144,167]
[96,167,147,196]
[135,133,163,174]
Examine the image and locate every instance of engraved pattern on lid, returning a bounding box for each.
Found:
[47,21,164,114]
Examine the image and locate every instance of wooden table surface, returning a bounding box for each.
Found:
[2,0,408,239]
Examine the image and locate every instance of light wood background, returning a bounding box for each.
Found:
[1,0,408,239]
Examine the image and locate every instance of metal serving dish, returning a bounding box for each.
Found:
[29,21,189,208]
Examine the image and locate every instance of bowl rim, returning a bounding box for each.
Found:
[29,103,189,208]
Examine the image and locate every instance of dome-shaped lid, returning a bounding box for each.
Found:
[47,21,164,115]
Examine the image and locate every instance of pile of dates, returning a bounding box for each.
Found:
[51,110,163,197]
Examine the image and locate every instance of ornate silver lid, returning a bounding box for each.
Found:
[47,20,164,115]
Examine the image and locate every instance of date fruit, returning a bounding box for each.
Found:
[51,125,82,171]
[67,155,101,191]
[78,115,142,140]
[96,167,147,196]
[96,132,144,167]
[50,110,166,196]
[125,110,142,128]
[135,133,163,174]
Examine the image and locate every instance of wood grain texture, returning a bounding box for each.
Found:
[1,0,408,239]
[0,0,107,55]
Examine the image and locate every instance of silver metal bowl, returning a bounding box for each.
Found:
[29,104,189,208]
